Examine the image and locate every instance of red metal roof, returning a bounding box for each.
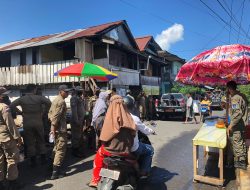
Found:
[0,20,124,51]
[135,36,152,51]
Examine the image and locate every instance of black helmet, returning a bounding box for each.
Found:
[123,96,134,111]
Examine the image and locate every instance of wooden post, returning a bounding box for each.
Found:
[226,91,229,125]
[219,148,224,182]
[193,145,198,176]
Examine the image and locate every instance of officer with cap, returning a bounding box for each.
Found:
[11,84,51,167]
[227,81,248,170]
[70,86,85,157]
[48,84,71,180]
[0,87,23,190]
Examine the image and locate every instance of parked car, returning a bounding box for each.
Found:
[210,90,224,110]
[156,93,186,120]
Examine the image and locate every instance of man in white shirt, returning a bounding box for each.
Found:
[185,93,198,124]
[123,96,155,178]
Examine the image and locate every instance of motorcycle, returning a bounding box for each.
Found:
[98,155,138,190]
[98,125,155,190]
[200,104,210,122]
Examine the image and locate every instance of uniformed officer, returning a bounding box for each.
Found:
[89,87,100,113]
[227,81,248,170]
[48,84,71,180]
[11,84,51,166]
[70,86,85,157]
[0,87,23,190]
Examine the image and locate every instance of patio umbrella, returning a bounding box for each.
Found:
[176,44,250,123]
[175,44,250,86]
[54,62,118,81]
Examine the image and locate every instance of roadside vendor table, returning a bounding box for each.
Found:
[193,119,227,186]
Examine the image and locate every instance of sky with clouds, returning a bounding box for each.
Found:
[0,0,250,60]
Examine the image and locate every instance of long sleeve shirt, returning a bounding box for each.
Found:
[11,94,51,128]
[48,95,67,132]
[230,92,248,129]
[0,103,21,142]
[130,113,154,152]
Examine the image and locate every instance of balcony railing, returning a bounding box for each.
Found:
[141,75,161,86]
[0,60,85,86]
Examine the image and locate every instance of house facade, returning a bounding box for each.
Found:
[0,20,184,101]
[158,51,185,93]
[135,36,166,96]
[0,20,146,100]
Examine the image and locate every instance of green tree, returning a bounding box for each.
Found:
[171,83,205,95]
[238,84,250,103]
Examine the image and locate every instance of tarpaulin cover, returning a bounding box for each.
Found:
[193,120,227,148]
[176,44,250,86]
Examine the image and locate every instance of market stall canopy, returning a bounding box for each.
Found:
[54,62,118,81]
[175,44,250,86]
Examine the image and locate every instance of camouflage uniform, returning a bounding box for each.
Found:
[229,92,248,169]
[0,103,21,182]
[48,95,67,167]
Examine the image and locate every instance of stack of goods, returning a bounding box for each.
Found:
[215,118,226,129]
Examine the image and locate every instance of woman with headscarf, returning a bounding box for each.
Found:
[88,95,136,188]
[91,91,111,149]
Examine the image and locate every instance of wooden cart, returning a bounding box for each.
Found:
[192,120,227,187]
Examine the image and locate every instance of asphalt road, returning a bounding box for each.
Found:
[19,111,236,190]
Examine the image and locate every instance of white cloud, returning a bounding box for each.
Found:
[155,23,184,50]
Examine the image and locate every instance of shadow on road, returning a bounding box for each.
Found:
[153,130,236,190]
[19,146,95,190]
[138,166,178,190]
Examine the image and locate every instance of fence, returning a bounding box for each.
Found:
[0,60,87,86]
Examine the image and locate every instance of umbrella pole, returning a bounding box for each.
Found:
[226,91,229,125]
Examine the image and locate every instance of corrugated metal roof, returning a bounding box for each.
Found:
[135,36,152,51]
[0,20,124,52]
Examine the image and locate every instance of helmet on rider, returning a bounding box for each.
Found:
[123,95,134,112]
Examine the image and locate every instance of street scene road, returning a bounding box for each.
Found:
[18,111,237,190]
[1,1,250,190]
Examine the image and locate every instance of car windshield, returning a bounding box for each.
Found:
[162,94,183,99]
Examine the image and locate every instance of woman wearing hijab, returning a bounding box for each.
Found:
[91,91,111,149]
[88,95,136,188]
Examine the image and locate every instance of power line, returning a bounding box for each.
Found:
[237,0,246,42]
[201,25,227,51]
[218,0,249,42]
[244,25,250,44]
[228,0,233,43]
[200,0,250,41]
[118,0,227,44]
[179,0,221,25]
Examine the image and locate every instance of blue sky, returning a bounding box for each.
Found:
[0,0,250,60]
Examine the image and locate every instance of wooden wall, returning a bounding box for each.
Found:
[0,59,84,86]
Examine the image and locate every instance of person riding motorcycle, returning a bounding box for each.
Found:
[123,96,155,179]
[88,95,136,188]
[200,96,211,122]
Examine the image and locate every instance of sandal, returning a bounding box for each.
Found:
[88,181,98,188]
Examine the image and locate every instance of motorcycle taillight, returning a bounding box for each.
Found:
[155,99,159,107]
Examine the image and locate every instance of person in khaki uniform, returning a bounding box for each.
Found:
[70,86,85,157]
[227,81,248,170]
[11,84,51,166]
[48,85,71,180]
[0,87,23,190]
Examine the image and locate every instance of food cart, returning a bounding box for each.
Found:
[175,44,250,187]
[192,117,226,186]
